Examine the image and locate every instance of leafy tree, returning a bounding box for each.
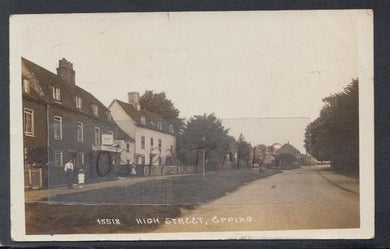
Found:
[26,146,48,168]
[139,90,180,120]
[177,113,231,170]
[139,90,185,136]
[277,153,297,165]
[304,79,359,175]
[236,133,252,168]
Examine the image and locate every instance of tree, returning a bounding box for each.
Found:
[139,90,185,135]
[139,90,180,120]
[304,79,359,175]
[177,113,231,170]
[236,133,252,168]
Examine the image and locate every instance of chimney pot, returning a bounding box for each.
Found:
[56,58,75,85]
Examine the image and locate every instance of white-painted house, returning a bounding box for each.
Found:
[109,92,176,166]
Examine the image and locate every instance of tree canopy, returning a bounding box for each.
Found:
[236,133,252,168]
[139,90,180,120]
[304,79,359,174]
[139,90,184,134]
[176,113,231,170]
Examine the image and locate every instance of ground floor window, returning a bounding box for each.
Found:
[24,108,34,136]
[95,127,101,145]
[77,152,84,167]
[54,150,63,167]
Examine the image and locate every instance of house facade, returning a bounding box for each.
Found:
[109,93,176,168]
[22,58,134,188]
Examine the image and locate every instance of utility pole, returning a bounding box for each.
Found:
[202,136,206,177]
[202,147,205,177]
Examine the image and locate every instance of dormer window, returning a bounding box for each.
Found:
[157,121,162,130]
[22,79,30,94]
[52,86,61,101]
[75,96,82,109]
[169,124,174,134]
[92,104,99,117]
[140,116,146,125]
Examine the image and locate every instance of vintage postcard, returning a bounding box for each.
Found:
[9,10,374,241]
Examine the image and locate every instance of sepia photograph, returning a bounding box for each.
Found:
[9,10,374,241]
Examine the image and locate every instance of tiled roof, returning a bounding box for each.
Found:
[116,99,163,122]
[92,120,134,142]
[276,143,301,155]
[22,57,109,120]
[114,99,175,135]
[22,57,133,143]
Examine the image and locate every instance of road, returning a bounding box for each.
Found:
[153,166,360,232]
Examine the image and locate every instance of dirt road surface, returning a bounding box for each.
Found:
[152,166,359,232]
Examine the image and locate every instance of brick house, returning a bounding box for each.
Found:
[22,57,134,188]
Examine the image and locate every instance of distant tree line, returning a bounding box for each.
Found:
[304,79,359,175]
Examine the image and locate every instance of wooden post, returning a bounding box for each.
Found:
[202,148,205,177]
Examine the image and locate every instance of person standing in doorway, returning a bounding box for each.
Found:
[64,159,74,189]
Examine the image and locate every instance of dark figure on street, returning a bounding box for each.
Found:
[64,159,74,189]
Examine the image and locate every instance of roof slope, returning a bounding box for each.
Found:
[92,120,134,142]
[114,99,175,135]
[276,143,301,155]
[22,57,109,120]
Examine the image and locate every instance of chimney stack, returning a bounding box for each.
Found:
[56,58,75,85]
[128,92,141,111]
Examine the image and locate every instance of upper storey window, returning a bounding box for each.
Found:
[24,108,34,136]
[157,121,162,130]
[140,116,146,126]
[22,79,30,94]
[92,104,99,117]
[75,96,82,109]
[169,124,174,134]
[52,86,61,101]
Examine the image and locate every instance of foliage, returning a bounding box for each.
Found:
[139,90,185,136]
[277,153,297,165]
[304,79,359,174]
[177,113,231,170]
[26,146,48,168]
[139,90,180,120]
[236,134,252,168]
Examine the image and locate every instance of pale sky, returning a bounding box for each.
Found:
[14,10,367,152]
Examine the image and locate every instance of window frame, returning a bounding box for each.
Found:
[92,104,99,117]
[140,116,146,126]
[54,150,63,167]
[141,136,145,149]
[157,121,162,130]
[76,122,84,143]
[94,127,101,145]
[23,78,30,94]
[54,116,63,140]
[52,86,61,101]
[75,96,83,109]
[23,108,34,137]
[169,124,174,134]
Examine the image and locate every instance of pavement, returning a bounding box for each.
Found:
[25,174,184,203]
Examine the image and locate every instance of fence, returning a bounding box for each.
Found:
[24,168,43,189]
